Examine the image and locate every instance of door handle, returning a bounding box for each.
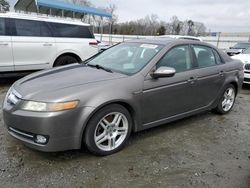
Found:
[43,43,53,46]
[187,77,197,84]
[219,71,224,77]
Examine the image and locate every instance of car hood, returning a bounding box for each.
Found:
[13,64,127,99]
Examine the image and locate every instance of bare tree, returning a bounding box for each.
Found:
[106,4,118,34]
[157,25,166,35]
[98,13,207,36]
[193,22,206,36]
[187,20,194,35]
[169,16,183,35]
[92,14,104,33]
[0,0,10,12]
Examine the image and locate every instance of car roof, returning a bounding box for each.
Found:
[126,38,177,45]
[158,35,202,41]
[0,12,90,26]
[125,38,205,46]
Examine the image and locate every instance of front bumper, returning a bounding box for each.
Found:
[3,106,95,152]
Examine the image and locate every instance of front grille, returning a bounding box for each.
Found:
[245,64,250,70]
[244,78,250,82]
[8,127,35,141]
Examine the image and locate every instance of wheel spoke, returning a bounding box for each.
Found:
[108,137,116,149]
[112,113,122,126]
[96,133,107,145]
[224,92,228,99]
[117,127,127,135]
[100,122,107,130]
[228,89,233,97]
[102,118,110,125]
[222,99,227,107]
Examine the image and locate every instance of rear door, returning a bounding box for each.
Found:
[0,17,14,71]
[11,18,56,71]
[191,45,225,107]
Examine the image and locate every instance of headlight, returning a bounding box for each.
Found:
[21,100,79,112]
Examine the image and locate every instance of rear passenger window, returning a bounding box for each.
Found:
[49,23,94,38]
[192,45,216,68]
[0,18,5,35]
[156,45,193,73]
[213,49,223,64]
[14,19,51,37]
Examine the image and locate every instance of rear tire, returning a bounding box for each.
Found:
[54,55,78,67]
[214,84,236,114]
[84,104,132,156]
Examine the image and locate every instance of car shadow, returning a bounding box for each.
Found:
[24,111,212,161]
[0,76,22,87]
[242,84,250,89]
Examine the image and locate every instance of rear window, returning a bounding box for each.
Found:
[49,22,94,38]
[0,18,5,35]
[14,19,51,37]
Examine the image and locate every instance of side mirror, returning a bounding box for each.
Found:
[150,66,176,79]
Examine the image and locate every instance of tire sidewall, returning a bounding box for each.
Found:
[84,104,132,156]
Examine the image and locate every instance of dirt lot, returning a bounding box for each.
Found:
[0,77,249,188]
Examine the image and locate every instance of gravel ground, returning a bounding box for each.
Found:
[0,78,249,188]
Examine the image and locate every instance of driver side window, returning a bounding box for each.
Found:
[156,45,192,73]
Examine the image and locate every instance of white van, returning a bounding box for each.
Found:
[0,13,98,73]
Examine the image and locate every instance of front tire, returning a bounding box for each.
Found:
[84,104,132,156]
[214,84,236,114]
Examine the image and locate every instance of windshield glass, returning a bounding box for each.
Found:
[232,43,250,49]
[243,48,250,54]
[87,43,163,75]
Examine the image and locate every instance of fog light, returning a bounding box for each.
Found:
[35,135,47,144]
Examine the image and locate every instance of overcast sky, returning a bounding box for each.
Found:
[9,0,250,32]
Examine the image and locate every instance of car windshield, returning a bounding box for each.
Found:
[243,48,250,54]
[232,43,250,49]
[87,43,163,75]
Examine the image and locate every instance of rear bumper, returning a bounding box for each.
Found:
[3,106,94,152]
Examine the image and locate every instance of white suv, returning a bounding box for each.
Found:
[0,13,98,73]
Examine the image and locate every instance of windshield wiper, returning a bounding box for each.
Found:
[87,64,113,73]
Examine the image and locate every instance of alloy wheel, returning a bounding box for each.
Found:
[222,87,235,112]
[94,112,129,151]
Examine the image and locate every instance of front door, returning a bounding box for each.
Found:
[141,45,199,125]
